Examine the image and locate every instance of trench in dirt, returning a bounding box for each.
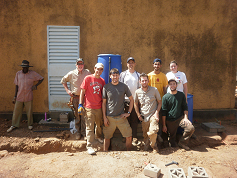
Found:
[0,134,234,155]
[1,120,237,154]
[0,137,89,154]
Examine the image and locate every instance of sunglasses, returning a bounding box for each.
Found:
[110,71,119,75]
[77,63,84,65]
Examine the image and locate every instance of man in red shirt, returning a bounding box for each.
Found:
[79,63,105,155]
[7,60,44,132]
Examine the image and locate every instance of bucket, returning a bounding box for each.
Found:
[97,54,122,84]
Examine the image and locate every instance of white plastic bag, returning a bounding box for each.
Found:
[70,120,77,134]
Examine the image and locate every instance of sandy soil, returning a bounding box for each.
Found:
[0,118,237,178]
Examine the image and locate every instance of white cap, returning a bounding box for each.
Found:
[95,63,104,69]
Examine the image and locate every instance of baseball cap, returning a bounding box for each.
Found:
[127,57,135,63]
[153,58,162,64]
[168,78,177,84]
[76,58,84,63]
[95,63,104,69]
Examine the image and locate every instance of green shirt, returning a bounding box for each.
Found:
[162,91,188,121]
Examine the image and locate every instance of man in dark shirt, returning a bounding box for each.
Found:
[102,68,133,151]
[162,79,195,150]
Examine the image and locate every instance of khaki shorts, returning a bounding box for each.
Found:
[103,116,132,139]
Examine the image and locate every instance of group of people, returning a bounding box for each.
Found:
[60,57,194,154]
[7,57,195,155]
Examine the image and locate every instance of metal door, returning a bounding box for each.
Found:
[47,26,80,111]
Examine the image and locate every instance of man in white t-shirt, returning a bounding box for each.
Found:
[119,57,140,145]
[166,61,188,100]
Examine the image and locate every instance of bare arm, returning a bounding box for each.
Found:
[36,78,44,87]
[12,85,18,104]
[102,98,109,126]
[134,101,143,121]
[14,85,18,97]
[62,83,73,97]
[153,100,162,122]
[182,110,191,126]
[184,110,188,119]
[157,100,162,113]
[128,96,134,113]
[32,79,44,90]
[162,115,167,133]
[77,89,86,114]
[79,89,85,105]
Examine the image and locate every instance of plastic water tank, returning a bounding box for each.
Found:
[97,54,122,84]
[187,94,193,123]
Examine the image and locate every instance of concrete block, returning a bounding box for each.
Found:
[168,168,185,178]
[188,166,208,178]
[144,163,161,178]
[201,122,225,133]
[60,112,69,122]
[38,119,69,127]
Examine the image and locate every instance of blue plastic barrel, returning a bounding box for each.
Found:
[187,94,193,123]
[97,54,122,84]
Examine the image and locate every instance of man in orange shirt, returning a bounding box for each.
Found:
[148,58,168,147]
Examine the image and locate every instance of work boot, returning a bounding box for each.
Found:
[87,147,96,155]
[144,139,150,151]
[7,126,16,133]
[152,145,159,153]
[170,140,178,148]
[157,135,163,143]
[97,138,104,144]
[144,144,149,151]
[191,133,197,139]
[178,142,190,151]
[163,141,169,148]
[75,133,81,140]
[132,138,138,145]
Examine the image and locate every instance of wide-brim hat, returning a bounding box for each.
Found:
[19,60,33,67]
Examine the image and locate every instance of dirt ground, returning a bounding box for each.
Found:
[0,118,237,178]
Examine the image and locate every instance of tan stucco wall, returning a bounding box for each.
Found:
[0,0,236,112]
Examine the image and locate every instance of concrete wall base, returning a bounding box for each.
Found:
[193,109,237,122]
[1,109,236,123]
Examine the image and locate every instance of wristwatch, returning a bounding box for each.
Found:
[128,111,131,114]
